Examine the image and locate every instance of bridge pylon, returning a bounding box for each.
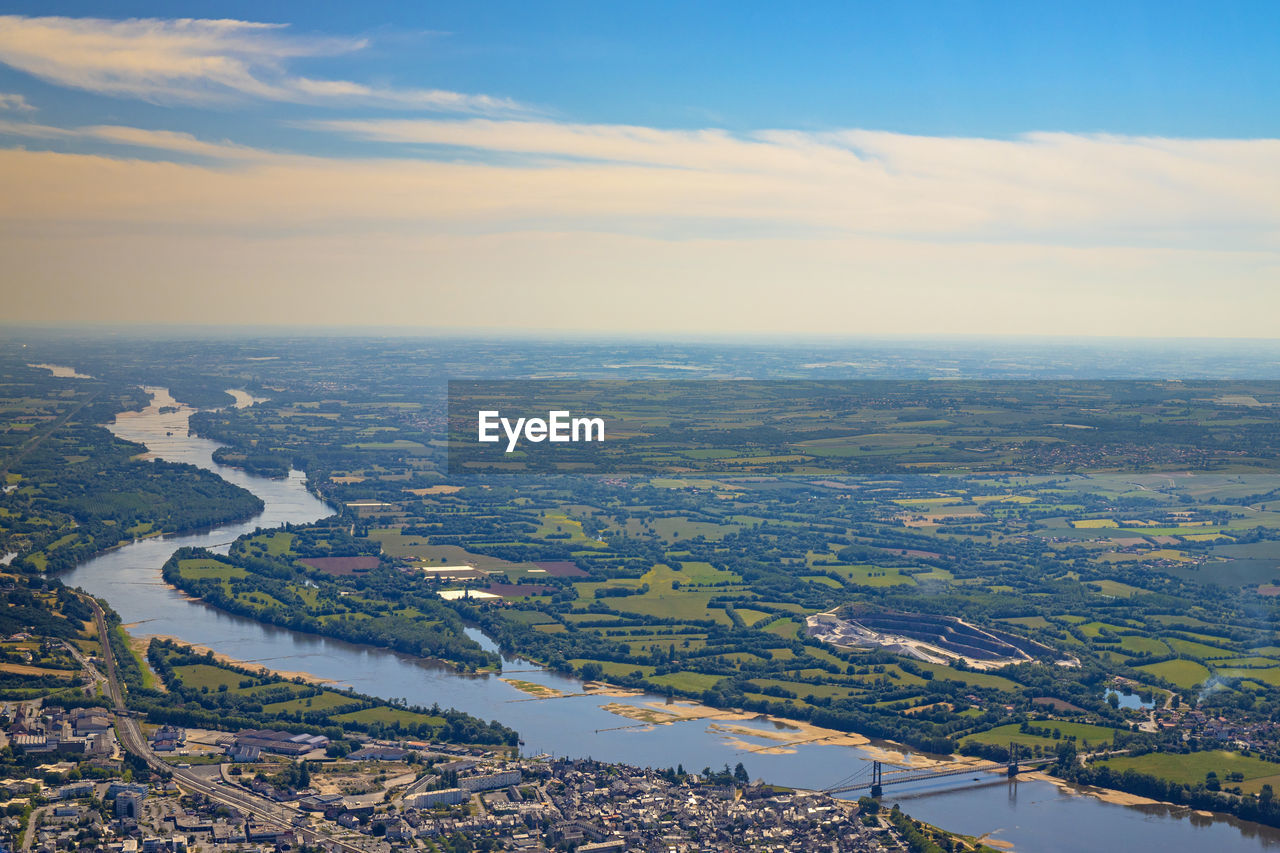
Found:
[1007,742,1020,778]
[870,760,883,797]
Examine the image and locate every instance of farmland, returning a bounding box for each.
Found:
[15,338,1280,826]
[125,374,1280,767]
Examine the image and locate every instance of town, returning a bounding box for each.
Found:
[2,695,966,853]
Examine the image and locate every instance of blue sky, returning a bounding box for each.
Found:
[0,2,1277,335]
[7,1,1278,139]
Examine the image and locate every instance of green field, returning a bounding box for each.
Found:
[1165,638,1237,660]
[331,706,446,728]
[176,558,247,581]
[1136,659,1211,688]
[167,663,281,696]
[647,671,728,693]
[1096,750,1280,795]
[1117,635,1169,657]
[962,722,1120,750]
[576,564,738,624]
[826,564,916,587]
[262,691,362,714]
[914,662,1019,691]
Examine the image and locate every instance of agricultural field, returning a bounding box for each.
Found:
[962,722,1120,751]
[30,342,1280,781]
[1095,750,1280,796]
[1136,660,1212,689]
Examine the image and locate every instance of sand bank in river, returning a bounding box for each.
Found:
[501,678,565,698]
[596,699,870,753]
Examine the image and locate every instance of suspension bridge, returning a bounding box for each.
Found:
[823,745,1057,797]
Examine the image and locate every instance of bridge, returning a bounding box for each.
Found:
[824,746,1057,797]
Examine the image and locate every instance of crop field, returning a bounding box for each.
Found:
[614,516,742,542]
[1096,751,1280,795]
[1116,636,1169,656]
[647,671,727,693]
[572,564,740,624]
[263,691,362,714]
[1165,638,1237,659]
[1137,660,1212,688]
[331,707,446,728]
[962,722,1120,750]
[170,664,264,693]
[536,511,606,546]
[825,565,916,587]
[176,558,248,582]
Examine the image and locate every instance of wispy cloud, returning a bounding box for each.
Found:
[0,119,267,159]
[0,93,34,111]
[0,115,1276,335]
[0,16,527,114]
[2,116,1278,252]
[299,118,1280,249]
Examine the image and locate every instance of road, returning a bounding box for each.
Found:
[20,805,49,853]
[87,598,377,853]
[0,391,99,479]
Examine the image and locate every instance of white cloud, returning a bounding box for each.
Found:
[0,118,1276,254]
[0,16,526,114]
[0,117,1277,334]
[0,93,33,111]
[0,119,266,159]
[301,118,1280,249]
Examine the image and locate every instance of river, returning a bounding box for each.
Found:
[52,384,1279,851]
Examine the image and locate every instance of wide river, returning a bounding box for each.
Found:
[56,386,1279,851]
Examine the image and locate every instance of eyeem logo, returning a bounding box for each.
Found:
[478,410,605,453]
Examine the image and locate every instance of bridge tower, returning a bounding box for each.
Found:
[1007,742,1020,778]
[870,760,883,797]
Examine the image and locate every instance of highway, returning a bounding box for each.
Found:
[88,598,377,853]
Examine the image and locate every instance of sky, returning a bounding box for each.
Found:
[0,1,1277,336]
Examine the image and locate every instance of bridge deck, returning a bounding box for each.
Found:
[825,757,1055,795]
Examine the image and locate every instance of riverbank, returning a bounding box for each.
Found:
[142,633,341,687]
[1033,771,1162,807]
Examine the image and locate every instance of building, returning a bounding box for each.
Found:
[578,840,626,853]
[149,726,185,751]
[458,770,522,792]
[406,788,468,808]
[230,729,328,756]
[53,781,94,800]
[107,782,149,799]
[116,791,145,819]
